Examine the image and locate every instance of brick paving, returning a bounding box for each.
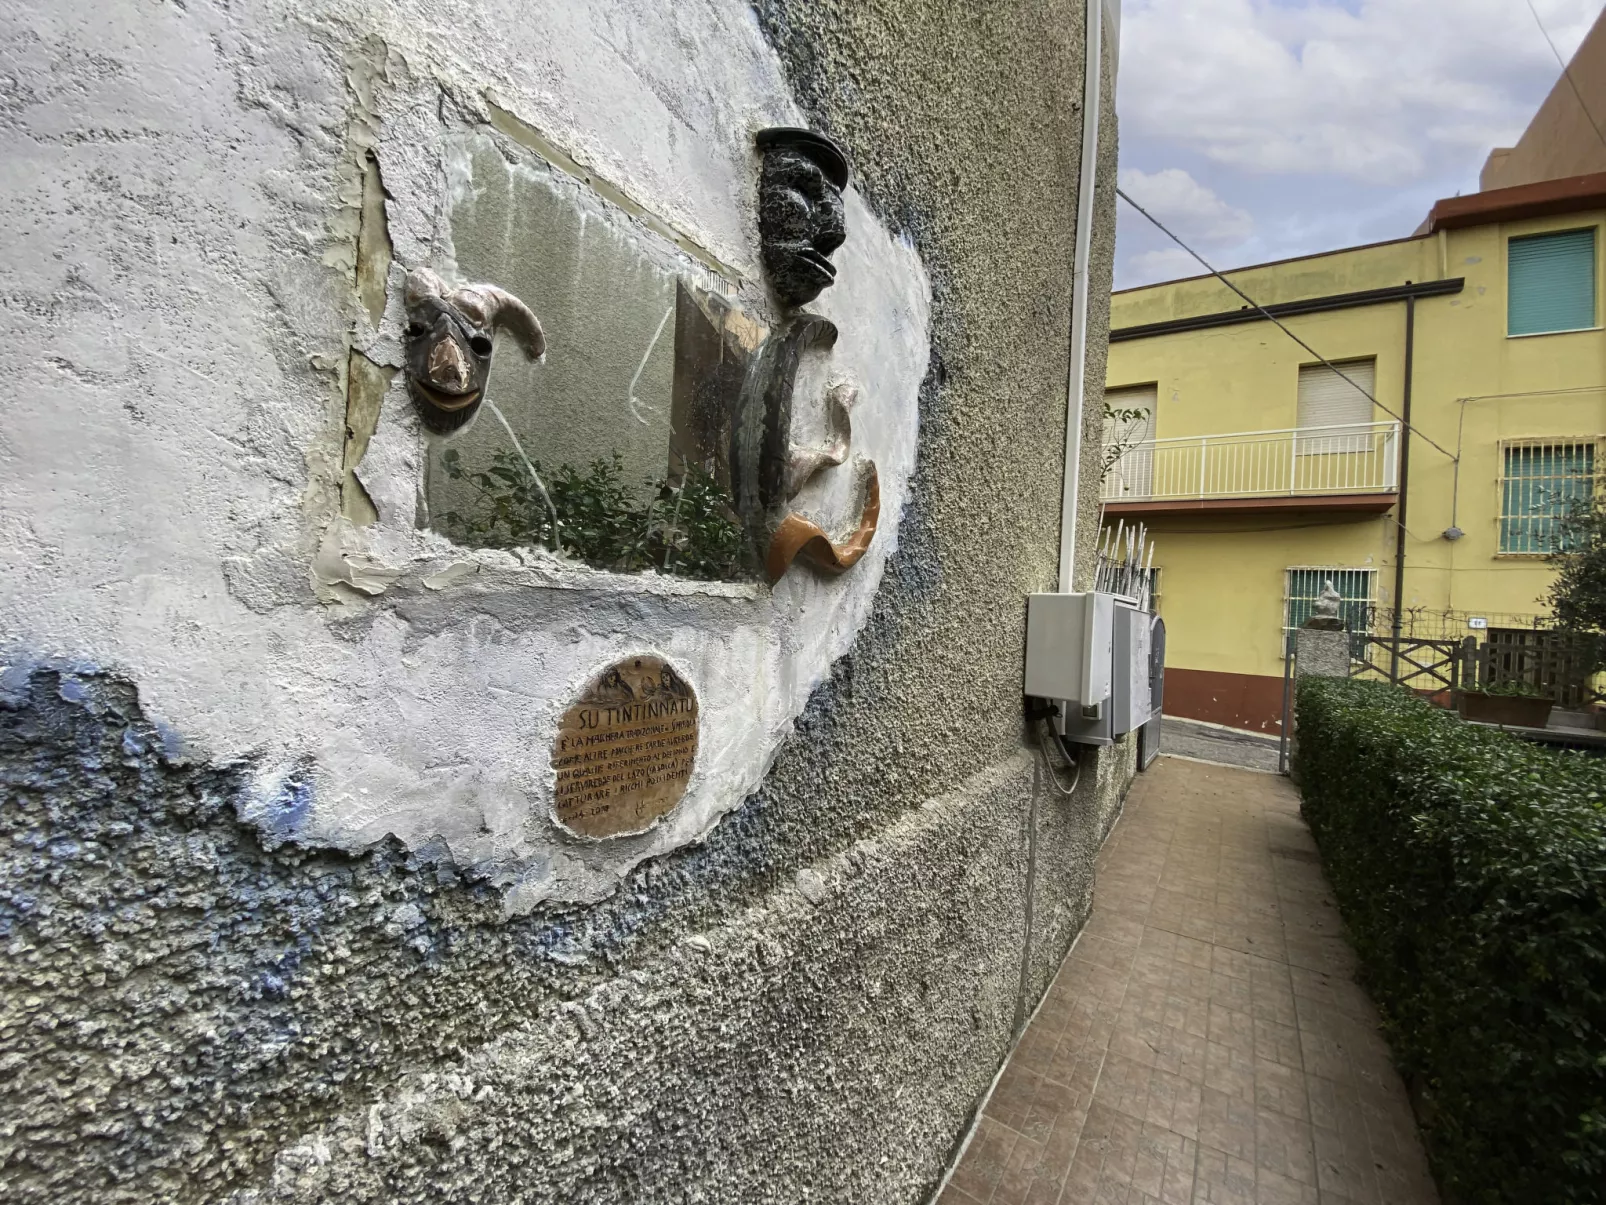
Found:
[940,757,1438,1205]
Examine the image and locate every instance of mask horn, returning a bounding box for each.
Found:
[404,266,448,308]
[470,285,546,361]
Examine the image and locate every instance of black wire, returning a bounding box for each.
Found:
[1115,187,1460,463]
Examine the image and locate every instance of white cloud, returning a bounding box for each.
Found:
[1118,167,1255,246]
[1119,0,1601,185]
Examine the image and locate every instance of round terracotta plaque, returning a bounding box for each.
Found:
[551,655,699,839]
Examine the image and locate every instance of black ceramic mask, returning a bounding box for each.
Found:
[755,128,850,310]
[403,267,546,434]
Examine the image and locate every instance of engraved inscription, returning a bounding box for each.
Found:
[552,655,699,839]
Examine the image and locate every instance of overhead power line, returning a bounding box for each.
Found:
[1114,187,1459,462]
[1524,0,1606,155]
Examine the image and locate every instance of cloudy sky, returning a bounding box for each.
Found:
[1113,0,1604,289]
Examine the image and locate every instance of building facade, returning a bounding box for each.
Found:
[1480,8,1606,192]
[1106,177,1606,731]
[0,2,1128,1202]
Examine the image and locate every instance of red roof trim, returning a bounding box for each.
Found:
[1426,172,1606,233]
[1103,493,1398,518]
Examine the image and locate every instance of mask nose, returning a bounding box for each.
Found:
[427,338,472,392]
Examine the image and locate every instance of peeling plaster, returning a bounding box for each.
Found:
[0,0,930,912]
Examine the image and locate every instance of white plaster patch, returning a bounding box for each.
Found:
[0,0,930,911]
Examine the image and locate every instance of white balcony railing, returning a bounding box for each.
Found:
[1102,420,1401,504]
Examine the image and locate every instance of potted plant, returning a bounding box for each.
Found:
[1459,678,1555,728]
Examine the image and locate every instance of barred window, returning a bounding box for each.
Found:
[1283,568,1374,657]
[1144,566,1161,616]
[1499,441,1596,554]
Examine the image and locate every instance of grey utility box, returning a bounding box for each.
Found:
[1025,592,1114,707]
[1026,592,1116,746]
[1027,593,1164,749]
[1112,604,1165,736]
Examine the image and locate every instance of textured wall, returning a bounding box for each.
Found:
[0,0,1124,1201]
[0,0,934,909]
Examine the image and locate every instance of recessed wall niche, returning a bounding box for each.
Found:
[423,135,766,581]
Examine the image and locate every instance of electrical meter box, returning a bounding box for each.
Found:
[1026,592,1116,745]
[1147,614,1166,721]
[1135,614,1166,768]
[1027,594,1164,748]
[1025,592,1114,707]
[1111,603,1167,736]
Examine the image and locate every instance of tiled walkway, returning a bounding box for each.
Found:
[941,757,1439,1205]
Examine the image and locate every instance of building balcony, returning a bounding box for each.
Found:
[1102,420,1401,516]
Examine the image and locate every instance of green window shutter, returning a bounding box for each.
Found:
[1508,229,1597,336]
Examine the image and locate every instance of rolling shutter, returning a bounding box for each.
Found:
[1508,229,1596,336]
[1104,384,1157,497]
[1297,360,1374,453]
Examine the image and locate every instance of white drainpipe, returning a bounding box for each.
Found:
[1057,0,1111,592]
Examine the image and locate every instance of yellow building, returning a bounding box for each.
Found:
[1106,174,1606,731]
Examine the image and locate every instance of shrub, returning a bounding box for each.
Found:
[439,448,747,580]
[1481,678,1550,699]
[1296,676,1606,1204]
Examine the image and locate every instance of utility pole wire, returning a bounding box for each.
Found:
[1115,187,1459,462]
[1524,0,1606,154]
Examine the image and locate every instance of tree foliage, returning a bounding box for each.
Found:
[1549,499,1606,633]
[1100,400,1151,483]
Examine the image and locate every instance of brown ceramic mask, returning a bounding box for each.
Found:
[755,128,849,309]
[403,267,546,434]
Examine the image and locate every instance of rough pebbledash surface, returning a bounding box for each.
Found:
[0,0,1122,1201]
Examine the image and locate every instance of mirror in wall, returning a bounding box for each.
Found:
[412,129,875,585]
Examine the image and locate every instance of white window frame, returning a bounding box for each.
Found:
[1103,383,1157,499]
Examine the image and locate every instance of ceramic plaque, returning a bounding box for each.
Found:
[552,655,699,838]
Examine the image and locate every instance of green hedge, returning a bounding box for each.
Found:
[1295,676,1606,1204]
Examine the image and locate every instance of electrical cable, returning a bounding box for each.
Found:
[1115,188,1459,463]
[1014,717,1080,1039]
[1035,718,1083,797]
[1014,749,1043,1040]
[1459,385,1606,403]
[1524,0,1606,155]
[1449,387,1606,535]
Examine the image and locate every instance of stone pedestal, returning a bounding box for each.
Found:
[1295,625,1350,681]
[1288,623,1351,780]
